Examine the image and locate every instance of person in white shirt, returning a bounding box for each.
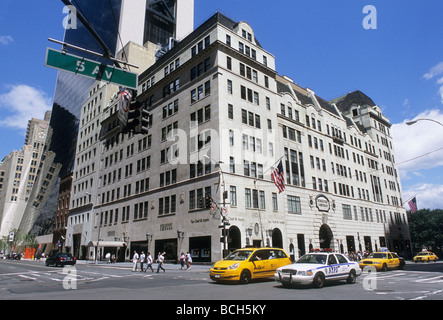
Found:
[139,251,146,272]
[156,252,166,273]
[144,252,154,272]
[186,252,192,270]
[132,251,139,272]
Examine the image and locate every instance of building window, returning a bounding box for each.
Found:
[245,188,251,208]
[227,80,233,94]
[343,204,352,220]
[272,193,278,211]
[228,104,233,119]
[230,186,237,206]
[288,195,301,214]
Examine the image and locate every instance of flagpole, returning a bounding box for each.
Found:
[263,155,285,177]
[401,194,417,206]
[253,155,285,246]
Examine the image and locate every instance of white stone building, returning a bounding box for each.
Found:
[70,12,410,263]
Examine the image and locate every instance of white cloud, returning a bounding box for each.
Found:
[0,84,52,130]
[0,35,13,46]
[423,62,443,80]
[392,109,443,178]
[423,62,443,103]
[402,183,443,210]
[393,109,443,210]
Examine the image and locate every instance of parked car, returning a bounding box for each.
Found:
[6,253,21,260]
[274,250,362,288]
[45,253,76,267]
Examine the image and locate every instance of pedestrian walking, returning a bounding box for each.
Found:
[132,250,139,272]
[139,251,146,272]
[186,251,192,270]
[156,251,166,273]
[179,252,186,270]
[144,252,154,272]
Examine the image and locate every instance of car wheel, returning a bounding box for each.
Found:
[346,270,357,284]
[282,282,294,289]
[313,272,325,288]
[381,263,388,272]
[239,270,251,284]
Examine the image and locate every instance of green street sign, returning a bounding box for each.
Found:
[45,47,138,89]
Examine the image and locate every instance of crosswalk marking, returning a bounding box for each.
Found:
[18,274,38,281]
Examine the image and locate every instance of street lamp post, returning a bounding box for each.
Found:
[406,118,443,127]
[203,155,229,258]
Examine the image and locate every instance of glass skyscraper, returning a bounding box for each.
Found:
[20,0,194,236]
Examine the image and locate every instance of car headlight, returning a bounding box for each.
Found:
[228,263,240,270]
[297,270,313,276]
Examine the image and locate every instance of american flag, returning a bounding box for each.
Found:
[271,161,285,193]
[408,197,418,213]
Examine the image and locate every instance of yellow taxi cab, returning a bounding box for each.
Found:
[359,251,405,271]
[210,247,292,284]
[413,251,438,263]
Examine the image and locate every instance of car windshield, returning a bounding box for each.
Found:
[368,253,387,259]
[224,250,253,261]
[296,254,327,265]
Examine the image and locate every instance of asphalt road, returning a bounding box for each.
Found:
[1,259,442,302]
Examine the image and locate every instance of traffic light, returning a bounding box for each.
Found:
[139,106,150,135]
[121,89,150,135]
[205,194,213,209]
[126,99,142,132]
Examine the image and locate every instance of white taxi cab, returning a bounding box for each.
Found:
[274,250,362,288]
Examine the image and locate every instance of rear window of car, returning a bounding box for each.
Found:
[335,254,348,264]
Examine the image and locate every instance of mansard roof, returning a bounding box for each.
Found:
[276,77,340,117]
[331,90,376,112]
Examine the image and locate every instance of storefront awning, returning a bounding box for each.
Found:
[87,241,127,248]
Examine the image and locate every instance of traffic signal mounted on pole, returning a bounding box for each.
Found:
[123,90,150,135]
[139,106,150,135]
[125,98,142,132]
[205,194,213,209]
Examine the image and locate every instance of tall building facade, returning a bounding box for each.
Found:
[0,112,51,237]
[64,12,410,263]
[20,0,194,237]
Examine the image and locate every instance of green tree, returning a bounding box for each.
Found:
[407,209,443,255]
[0,229,38,253]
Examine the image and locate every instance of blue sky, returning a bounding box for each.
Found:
[0,0,442,209]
